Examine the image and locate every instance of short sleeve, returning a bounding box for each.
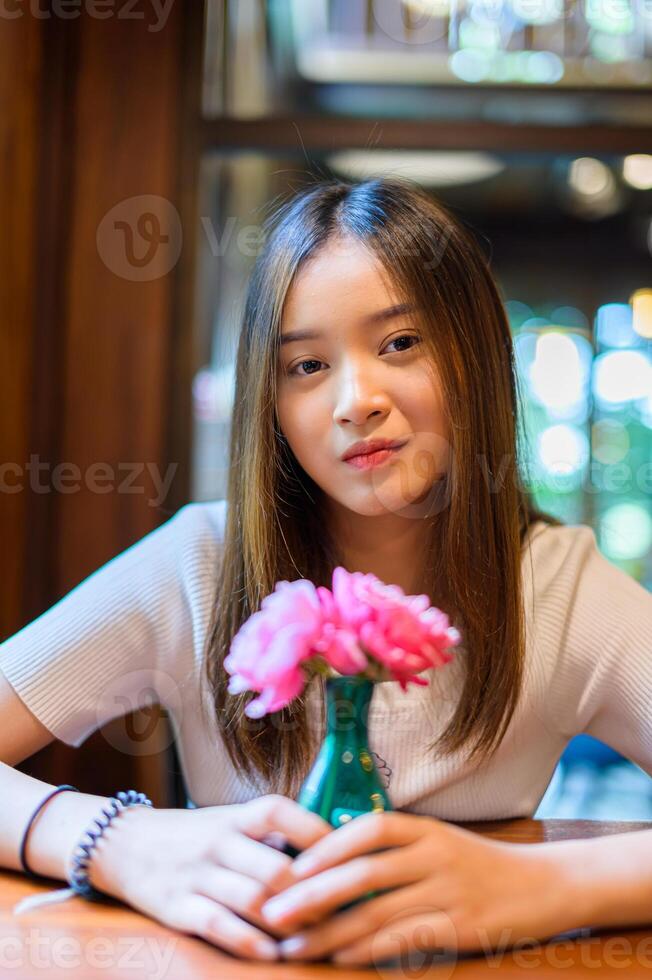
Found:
[0,500,226,748]
[543,524,652,773]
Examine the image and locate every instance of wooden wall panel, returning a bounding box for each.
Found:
[0,16,42,640]
[57,15,181,583]
[1,3,204,806]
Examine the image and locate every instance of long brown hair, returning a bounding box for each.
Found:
[201,176,561,799]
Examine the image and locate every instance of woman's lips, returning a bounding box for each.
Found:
[344,444,406,470]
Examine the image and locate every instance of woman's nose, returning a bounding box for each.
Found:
[333,364,391,426]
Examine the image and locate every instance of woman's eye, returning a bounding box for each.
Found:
[289,358,323,377]
[287,335,421,377]
[385,334,422,354]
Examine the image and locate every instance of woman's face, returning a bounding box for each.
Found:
[276,235,450,519]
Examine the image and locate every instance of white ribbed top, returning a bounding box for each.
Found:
[2,501,651,820]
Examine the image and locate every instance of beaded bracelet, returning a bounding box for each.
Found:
[13,789,153,916]
[69,790,153,900]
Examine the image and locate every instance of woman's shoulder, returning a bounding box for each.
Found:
[170,498,228,543]
[147,498,228,582]
[524,518,597,552]
[522,518,651,627]
[522,519,603,594]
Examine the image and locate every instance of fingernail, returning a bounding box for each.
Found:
[255,938,279,960]
[262,898,293,920]
[280,936,307,958]
[292,855,317,875]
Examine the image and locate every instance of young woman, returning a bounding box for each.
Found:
[1,177,651,967]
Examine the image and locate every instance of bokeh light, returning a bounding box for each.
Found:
[623,155,652,190]
[528,332,592,416]
[585,0,635,35]
[593,350,652,408]
[600,503,652,561]
[568,157,614,197]
[537,424,590,482]
[595,303,639,349]
[631,289,652,340]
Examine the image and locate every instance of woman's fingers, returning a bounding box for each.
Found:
[278,880,433,960]
[213,830,292,893]
[332,908,460,966]
[168,892,280,962]
[235,794,333,852]
[194,864,293,938]
[283,810,428,882]
[194,864,271,921]
[261,846,423,931]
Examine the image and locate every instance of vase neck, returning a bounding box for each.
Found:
[324,676,373,734]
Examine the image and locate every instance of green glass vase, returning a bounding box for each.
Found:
[284,674,393,909]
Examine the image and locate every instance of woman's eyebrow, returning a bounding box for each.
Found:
[279,303,414,346]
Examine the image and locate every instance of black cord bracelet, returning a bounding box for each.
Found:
[19,784,80,878]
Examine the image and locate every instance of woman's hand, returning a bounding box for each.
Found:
[88,794,332,962]
[258,811,586,966]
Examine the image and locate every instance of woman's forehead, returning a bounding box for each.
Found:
[283,244,403,323]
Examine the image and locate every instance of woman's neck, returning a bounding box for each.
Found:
[326,504,435,597]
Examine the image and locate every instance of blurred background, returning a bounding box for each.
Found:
[2,0,651,816]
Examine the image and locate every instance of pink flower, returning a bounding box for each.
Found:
[225,568,461,717]
[224,579,324,718]
[321,567,460,692]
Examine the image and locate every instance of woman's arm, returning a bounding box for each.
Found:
[0,667,127,887]
[558,827,652,930]
[0,759,133,889]
[541,525,652,774]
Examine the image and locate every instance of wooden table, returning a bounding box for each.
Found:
[2,818,652,978]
